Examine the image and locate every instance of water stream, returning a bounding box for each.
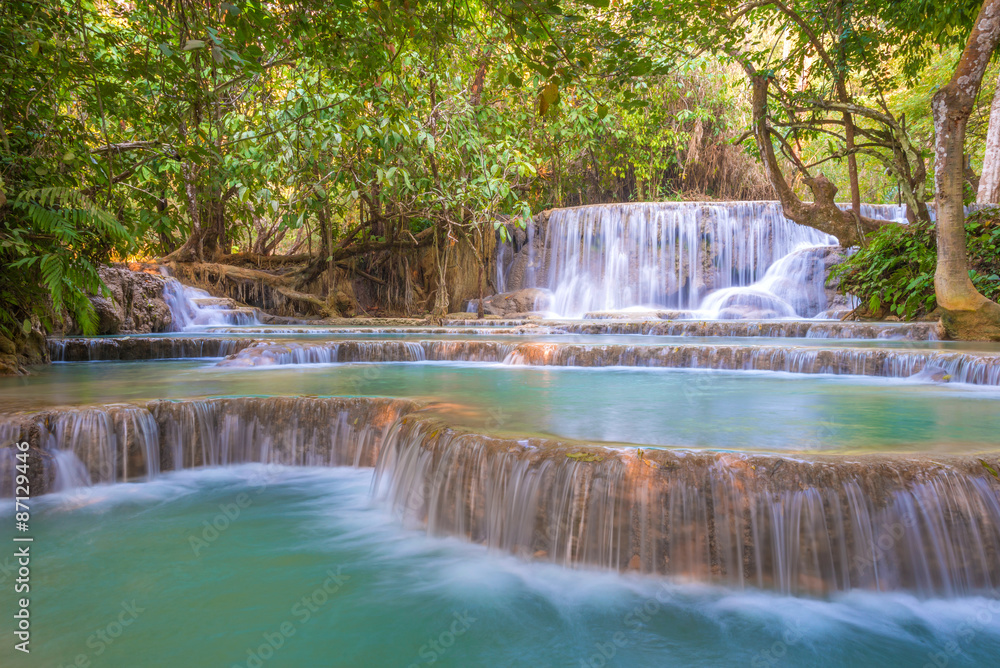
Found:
[1,202,998,667]
[4,467,997,668]
[505,202,906,318]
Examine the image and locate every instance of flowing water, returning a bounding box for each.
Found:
[505,202,905,318]
[4,467,998,668]
[4,359,1000,453]
[2,202,999,667]
[161,269,260,330]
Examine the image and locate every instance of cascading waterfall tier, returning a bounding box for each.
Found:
[215,339,1000,386]
[48,336,255,361]
[160,269,261,330]
[2,398,998,596]
[441,317,942,340]
[203,326,550,336]
[0,397,416,493]
[372,415,1000,596]
[217,340,519,366]
[557,319,943,340]
[46,319,944,364]
[515,202,905,318]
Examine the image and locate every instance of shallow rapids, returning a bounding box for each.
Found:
[1,466,997,668]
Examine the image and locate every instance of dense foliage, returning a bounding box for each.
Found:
[1,0,997,333]
[1,0,769,330]
[832,209,1000,319]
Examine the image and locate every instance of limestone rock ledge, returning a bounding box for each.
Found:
[79,264,173,335]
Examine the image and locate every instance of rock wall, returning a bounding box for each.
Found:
[1,263,173,375]
[81,264,173,334]
[0,327,47,376]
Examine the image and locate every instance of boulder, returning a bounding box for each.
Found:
[467,288,551,317]
[0,323,48,376]
[64,264,173,335]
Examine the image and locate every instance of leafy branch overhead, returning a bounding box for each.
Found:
[2,0,998,332]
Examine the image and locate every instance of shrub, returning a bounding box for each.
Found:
[830,207,1000,320]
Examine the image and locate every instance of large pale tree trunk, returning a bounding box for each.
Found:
[933,0,1000,340]
[977,72,1000,204]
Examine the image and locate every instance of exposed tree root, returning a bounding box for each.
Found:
[941,301,1000,341]
[211,253,314,269]
[163,261,332,318]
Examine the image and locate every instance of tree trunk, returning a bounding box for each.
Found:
[748,75,894,246]
[477,259,484,319]
[977,71,1000,204]
[432,224,450,316]
[932,0,1000,340]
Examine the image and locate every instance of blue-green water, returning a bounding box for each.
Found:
[55,326,1000,351]
[2,466,998,668]
[4,318,1000,667]
[3,359,1000,453]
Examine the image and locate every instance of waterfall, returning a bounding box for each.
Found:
[368,415,1000,596]
[556,319,941,340]
[160,268,260,330]
[213,339,1000,386]
[3,398,998,595]
[699,245,831,319]
[218,340,516,367]
[522,202,906,318]
[50,450,91,492]
[48,336,255,361]
[0,397,417,491]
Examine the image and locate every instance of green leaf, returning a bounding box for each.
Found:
[29,41,40,56]
[183,40,206,51]
[508,72,522,88]
[158,43,173,57]
[538,82,559,117]
[22,319,31,335]
[597,104,608,120]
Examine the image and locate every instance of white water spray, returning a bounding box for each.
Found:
[160,268,259,330]
[519,202,905,318]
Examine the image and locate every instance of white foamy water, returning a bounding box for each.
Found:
[5,465,998,668]
[160,268,259,330]
[519,201,905,319]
